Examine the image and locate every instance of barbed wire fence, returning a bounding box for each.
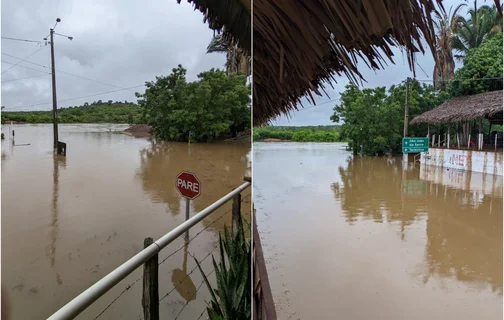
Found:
[93,191,251,320]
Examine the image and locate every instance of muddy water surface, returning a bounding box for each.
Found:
[254,142,502,320]
[1,124,250,319]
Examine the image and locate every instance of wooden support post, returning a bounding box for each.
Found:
[438,134,441,148]
[479,119,483,150]
[447,123,450,149]
[457,133,460,149]
[142,237,159,320]
[468,134,471,149]
[427,124,430,138]
[495,134,498,151]
[232,192,242,237]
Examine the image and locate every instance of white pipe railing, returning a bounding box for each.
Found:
[47,181,251,320]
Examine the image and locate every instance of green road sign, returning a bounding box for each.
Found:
[402,137,428,153]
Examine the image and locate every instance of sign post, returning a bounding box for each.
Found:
[176,171,201,241]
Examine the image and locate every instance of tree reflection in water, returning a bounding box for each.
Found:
[137,140,251,233]
[333,157,503,296]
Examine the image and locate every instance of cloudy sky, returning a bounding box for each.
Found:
[1,0,225,111]
[273,0,465,126]
[2,0,469,125]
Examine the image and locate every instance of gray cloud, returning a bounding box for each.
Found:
[274,0,464,126]
[1,0,225,111]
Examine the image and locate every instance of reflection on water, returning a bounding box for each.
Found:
[2,124,250,319]
[254,142,502,320]
[171,242,197,302]
[49,155,66,286]
[138,140,251,230]
[334,157,502,295]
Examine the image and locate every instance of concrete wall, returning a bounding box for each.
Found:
[420,148,503,176]
[419,163,503,197]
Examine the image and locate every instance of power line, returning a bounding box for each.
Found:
[416,77,503,82]
[297,98,339,111]
[1,36,42,44]
[2,52,138,91]
[3,84,145,111]
[1,73,51,83]
[2,46,47,75]
[295,77,504,112]
[1,59,48,74]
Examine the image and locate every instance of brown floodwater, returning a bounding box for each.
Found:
[254,142,503,320]
[1,124,250,319]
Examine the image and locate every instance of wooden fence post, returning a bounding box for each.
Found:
[232,192,242,237]
[142,237,159,320]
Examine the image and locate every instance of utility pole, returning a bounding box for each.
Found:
[403,77,410,165]
[50,25,58,153]
[45,18,72,154]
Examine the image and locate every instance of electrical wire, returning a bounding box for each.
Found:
[1,60,48,74]
[1,52,138,91]
[1,47,47,75]
[294,77,504,112]
[1,73,51,83]
[1,36,42,44]
[4,85,145,111]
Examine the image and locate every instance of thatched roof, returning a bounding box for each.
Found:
[177,0,251,53]
[411,90,503,124]
[253,0,443,125]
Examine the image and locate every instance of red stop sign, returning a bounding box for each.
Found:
[176,171,201,200]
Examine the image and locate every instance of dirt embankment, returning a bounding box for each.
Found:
[124,124,153,137]
[224,130,251,142]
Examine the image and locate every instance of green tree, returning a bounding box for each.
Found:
[1,102,142,124]
[432,4,467,90]
[331,80,448,156]
[452,4,503,60]
[136,65,250,142]
[449,33,503,96]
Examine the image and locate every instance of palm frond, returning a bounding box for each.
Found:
[207,35,229,54]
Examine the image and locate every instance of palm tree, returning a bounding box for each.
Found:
[206,34,250,76]
[432,4,467,90]
[452,4,503,61]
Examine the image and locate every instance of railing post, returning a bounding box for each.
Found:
[142,237,159,320]
[232,192,242,237]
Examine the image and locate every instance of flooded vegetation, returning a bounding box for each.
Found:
[254,142,502,320]
[1,124,250,319]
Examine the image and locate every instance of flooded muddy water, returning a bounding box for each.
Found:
[254,142,502,320]
[1,124,250,319]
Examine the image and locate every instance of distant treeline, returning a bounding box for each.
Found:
[253,125,342,142]
[1,100,142,124]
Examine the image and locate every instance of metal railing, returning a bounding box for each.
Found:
[48,181,251,320]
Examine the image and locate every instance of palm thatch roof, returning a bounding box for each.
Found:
[410,90,503,124]
[177,0,251,53]
[253,0,443,125]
